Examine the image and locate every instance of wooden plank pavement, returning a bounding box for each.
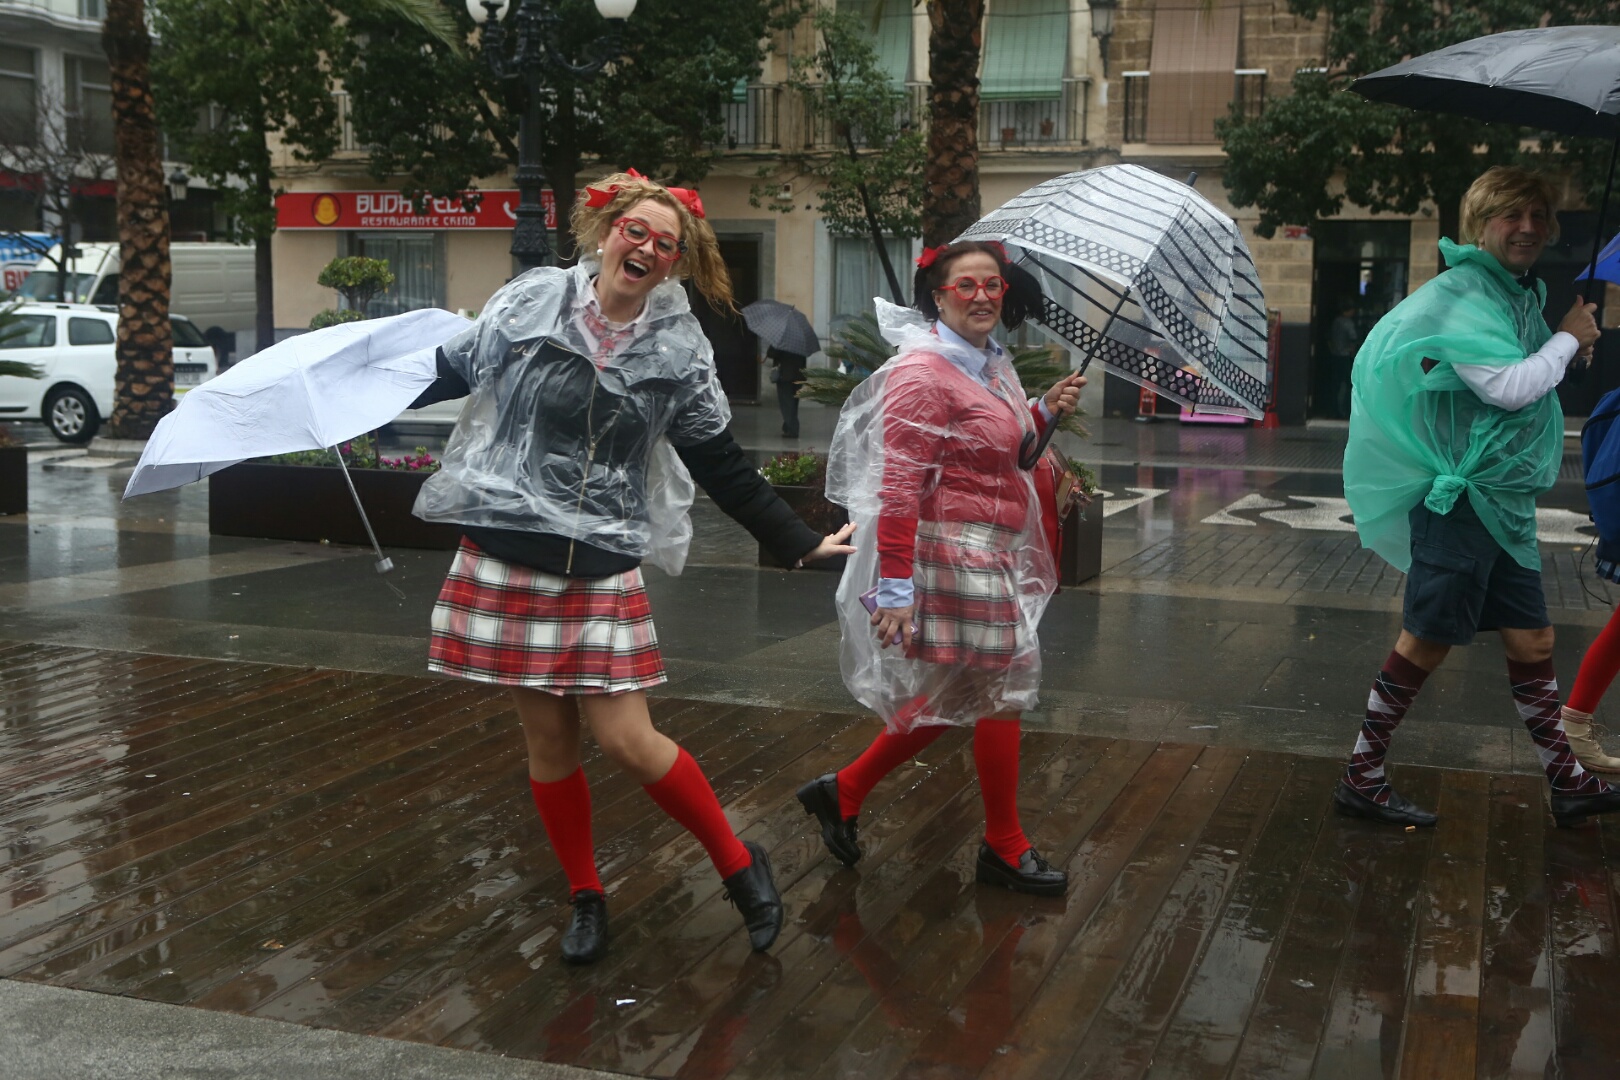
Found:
[1,640,1618,1078]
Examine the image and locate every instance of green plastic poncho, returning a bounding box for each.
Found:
[1345,239,1562,573]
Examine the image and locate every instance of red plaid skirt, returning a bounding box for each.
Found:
[909,520,1025,668]
[428,539,666,694]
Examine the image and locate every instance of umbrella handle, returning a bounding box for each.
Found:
[333,449,396,574]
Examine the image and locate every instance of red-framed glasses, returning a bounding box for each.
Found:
[616,217,686,262]
[943,275,1008,300]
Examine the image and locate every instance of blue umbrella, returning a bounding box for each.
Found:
[1576,231,1620,286]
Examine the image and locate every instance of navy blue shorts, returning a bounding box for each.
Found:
[1402,500,1549,646]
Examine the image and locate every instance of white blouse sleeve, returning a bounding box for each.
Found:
[1452,332,1578,411]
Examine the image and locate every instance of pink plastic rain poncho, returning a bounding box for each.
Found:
[827,300,1058,732]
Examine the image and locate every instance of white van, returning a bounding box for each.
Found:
[0,302,218,442]
[16,242,256,359]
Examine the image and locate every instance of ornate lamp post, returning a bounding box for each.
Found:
[466,0,638,270]
[1088,0,1119,78]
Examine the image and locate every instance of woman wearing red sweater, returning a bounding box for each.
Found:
[797,240,1084,895]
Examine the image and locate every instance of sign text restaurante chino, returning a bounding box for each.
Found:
[275,190,560,230]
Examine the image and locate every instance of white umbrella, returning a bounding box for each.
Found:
[124,307,472,570]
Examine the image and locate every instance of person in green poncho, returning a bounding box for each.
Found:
[1338,166,1620,830]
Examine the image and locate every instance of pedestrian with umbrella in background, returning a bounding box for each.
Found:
[1346,25,1620,814]
[742,299,820,438]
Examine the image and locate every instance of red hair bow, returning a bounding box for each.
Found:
[582,167,704,219]
[916,245,943,269]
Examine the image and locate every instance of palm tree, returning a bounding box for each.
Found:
[922,0,985,247]
[103,0,172,439]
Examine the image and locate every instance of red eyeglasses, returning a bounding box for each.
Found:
[942,275,1008,300]
[616,217,685,261]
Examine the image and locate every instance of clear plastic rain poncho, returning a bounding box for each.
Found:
[413,261,726,575]
[828,300,1057,732]
[1345,239,1563,573]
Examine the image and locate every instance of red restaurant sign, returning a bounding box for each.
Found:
[276,189,555,230]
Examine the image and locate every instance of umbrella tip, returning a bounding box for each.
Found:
[376,557,395,575]
[1184,171,1199,186]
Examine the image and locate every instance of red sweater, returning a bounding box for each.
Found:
[875,352,1051,578]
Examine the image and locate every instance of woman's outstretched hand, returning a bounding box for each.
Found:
[873,603,916,650]
[803,522,856,563]
[1044,372,1087,418]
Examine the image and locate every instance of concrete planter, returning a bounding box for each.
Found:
[0,444,25,516]
[1057,493,1104,586]
[758,483,848,572]
[209,461,460,550]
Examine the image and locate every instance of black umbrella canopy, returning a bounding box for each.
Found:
[1351,26,1620,139]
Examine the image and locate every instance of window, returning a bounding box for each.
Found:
[172,317,208,348]
[832,235,910,332]
[0,46,36,148]
[0,315,56,348]
[68,317,114,346]
[835,0,912,85]
[91,275,118,305]
[350,235,441,316]
[79,0,105,19]
[1144,0,1241,143]
[66,55,114,157]
[981,0,1069,101]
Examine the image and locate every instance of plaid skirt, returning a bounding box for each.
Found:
[909,520,1025,668]
[428,539,666,694]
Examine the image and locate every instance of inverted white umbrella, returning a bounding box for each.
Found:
[124,307,472,571]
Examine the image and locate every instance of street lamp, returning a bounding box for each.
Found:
[166,167,189,203]
[466,0,638,271]
[1089,0,1119,79]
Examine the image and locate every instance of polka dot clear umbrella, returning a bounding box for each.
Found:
[958,163,1271,420]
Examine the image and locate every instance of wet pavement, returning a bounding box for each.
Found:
[3,405,1620,1077]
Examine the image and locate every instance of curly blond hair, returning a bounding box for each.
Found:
[1459,166,1561,247]
[569,171,734,312]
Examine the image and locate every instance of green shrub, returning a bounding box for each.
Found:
[263,437,439,472]
[760,450,824,486]
[308,308,368,331]
[316,256,395,317]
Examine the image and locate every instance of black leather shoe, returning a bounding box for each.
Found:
[1332,781,1437,827]
[796,773,862,867]
[975,842,1068,896]
[1550,785,1620,827]
[560,890,608,965]
[723,841,784,952]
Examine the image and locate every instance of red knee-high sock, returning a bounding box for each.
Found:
[643,747,752,879]
[529,770,603,897]
[974,719,1030,865]
[1570,608,1620,714]
[836,724,948,818]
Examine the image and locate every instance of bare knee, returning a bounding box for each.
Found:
[1502,626,1555,665]
[580,692,677,784]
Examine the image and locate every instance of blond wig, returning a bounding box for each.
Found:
[569,171,735,312]
[1459,166,1562,247]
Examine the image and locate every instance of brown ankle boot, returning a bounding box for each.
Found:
[1561,706,1620,774]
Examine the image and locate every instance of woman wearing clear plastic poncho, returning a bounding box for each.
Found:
[1338,165,1620,831]
[794,241,1085,896]
[407,171,854,966]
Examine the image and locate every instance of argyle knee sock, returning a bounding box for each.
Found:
[643,747,752,878]
[1344,651,1430,805]
[836,723,947,819]
[529,770,603,897]
[1508,658,1609,796]
[974,718,1030,865]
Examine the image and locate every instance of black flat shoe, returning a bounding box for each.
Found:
[560,890,608,965]
[1332,781,1437,828]
[1550,786,1620,827]
[723,841,784,952]
[975,842,1068,897]
[796,773,862,867]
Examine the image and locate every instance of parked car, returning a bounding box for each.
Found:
[0,303,218,442]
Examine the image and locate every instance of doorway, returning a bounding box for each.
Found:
[693,236,762,402]
[1309,221,1410,419]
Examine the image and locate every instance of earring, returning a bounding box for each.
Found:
[596,247,603,256]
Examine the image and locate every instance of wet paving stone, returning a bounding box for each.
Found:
[2,643,1617,1077]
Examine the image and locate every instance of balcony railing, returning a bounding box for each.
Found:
[334,91,365,155]
[801,81,926,151]
[719,84,782,151]
[1121,70,1268,144]
[978,79,1090,149]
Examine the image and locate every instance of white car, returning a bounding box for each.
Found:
[0,303,217,442]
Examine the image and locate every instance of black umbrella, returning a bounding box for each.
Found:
[741,299,821,356]
[1352,26,1620,299]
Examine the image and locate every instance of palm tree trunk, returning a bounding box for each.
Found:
[923,0,985,247]
[103,0,172,439]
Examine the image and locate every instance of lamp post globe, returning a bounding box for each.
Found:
[471,0,632,271]
[1089,0,1119,77]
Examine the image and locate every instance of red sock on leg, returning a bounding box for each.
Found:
[529,770,603,896]
[1570,607,1620,714]
[836,724,947,818]
[643,747,752,879]
[975,718,1030,865]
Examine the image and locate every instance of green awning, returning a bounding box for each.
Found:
[836,0,913,85]
[981,0,1069,100]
